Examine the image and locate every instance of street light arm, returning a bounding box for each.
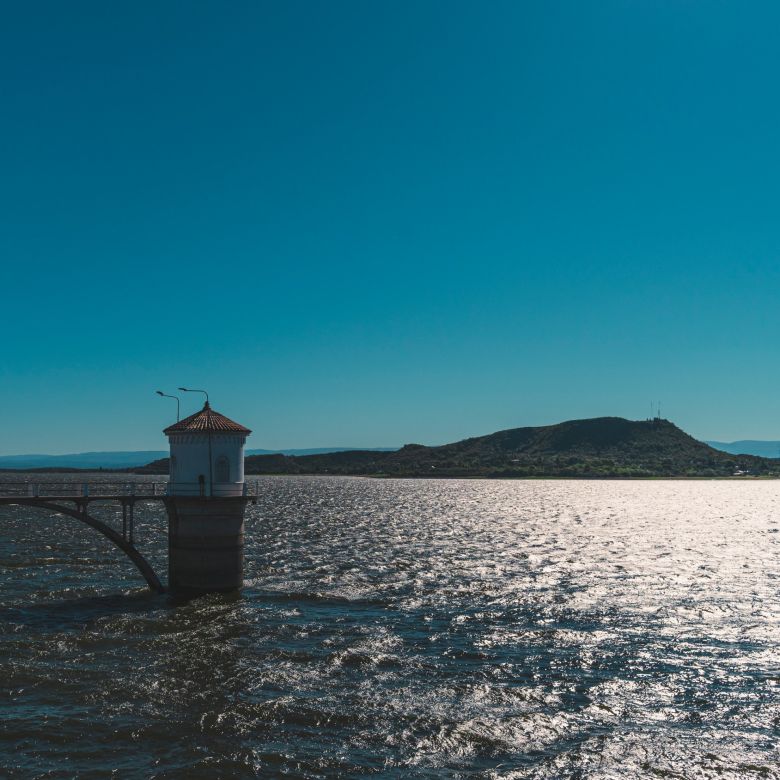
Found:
[178,387,210,405]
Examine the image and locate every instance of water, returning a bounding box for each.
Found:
[1,476,779,778]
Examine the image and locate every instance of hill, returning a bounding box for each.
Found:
[135,418,780,478]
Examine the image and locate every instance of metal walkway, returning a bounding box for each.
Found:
[0,481,260,593]
[0,481,168,592]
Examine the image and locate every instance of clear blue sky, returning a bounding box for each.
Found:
[2,1,780,454]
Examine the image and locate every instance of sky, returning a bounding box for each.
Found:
[2,1,780,454]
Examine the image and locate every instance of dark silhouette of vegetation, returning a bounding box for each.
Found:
[135,417,780,478]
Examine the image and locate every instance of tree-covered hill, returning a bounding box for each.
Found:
[135,417,780,477]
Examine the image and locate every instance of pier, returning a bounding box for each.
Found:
[0,478,259,593]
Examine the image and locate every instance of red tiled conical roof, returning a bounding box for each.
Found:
[163,402,251,435]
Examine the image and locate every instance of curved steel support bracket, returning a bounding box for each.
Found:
[27,501,165,593]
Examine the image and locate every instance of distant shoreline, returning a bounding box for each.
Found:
[1,469,778,481]
[4,416,778,480]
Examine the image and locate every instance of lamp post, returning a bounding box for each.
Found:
[179,387,212,496]
[155,390,180,422]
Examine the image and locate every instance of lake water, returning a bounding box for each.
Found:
[1,476,779,778]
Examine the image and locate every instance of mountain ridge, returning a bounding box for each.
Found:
[134,417,780,478]
[9,431,780,472]
[706,440,780,458]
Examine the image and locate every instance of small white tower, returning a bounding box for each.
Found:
[162,402,253,592]
[163,402,251,497]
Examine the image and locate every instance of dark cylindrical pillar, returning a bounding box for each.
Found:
[164,496,249,593]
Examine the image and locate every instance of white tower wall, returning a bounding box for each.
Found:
[167,432,247,497]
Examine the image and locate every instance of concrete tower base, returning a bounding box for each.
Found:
[164,496,249,593]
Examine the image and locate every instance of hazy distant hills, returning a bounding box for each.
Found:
[136,417,780,478]
[0,448,396,471]
[706,440,780,458]
[0,451,168,471]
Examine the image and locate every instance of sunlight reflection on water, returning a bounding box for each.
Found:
[1,476,779,777]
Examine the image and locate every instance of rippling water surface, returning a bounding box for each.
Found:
[1,476,779,778]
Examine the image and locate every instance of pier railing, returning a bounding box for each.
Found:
[0,481,260,499]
